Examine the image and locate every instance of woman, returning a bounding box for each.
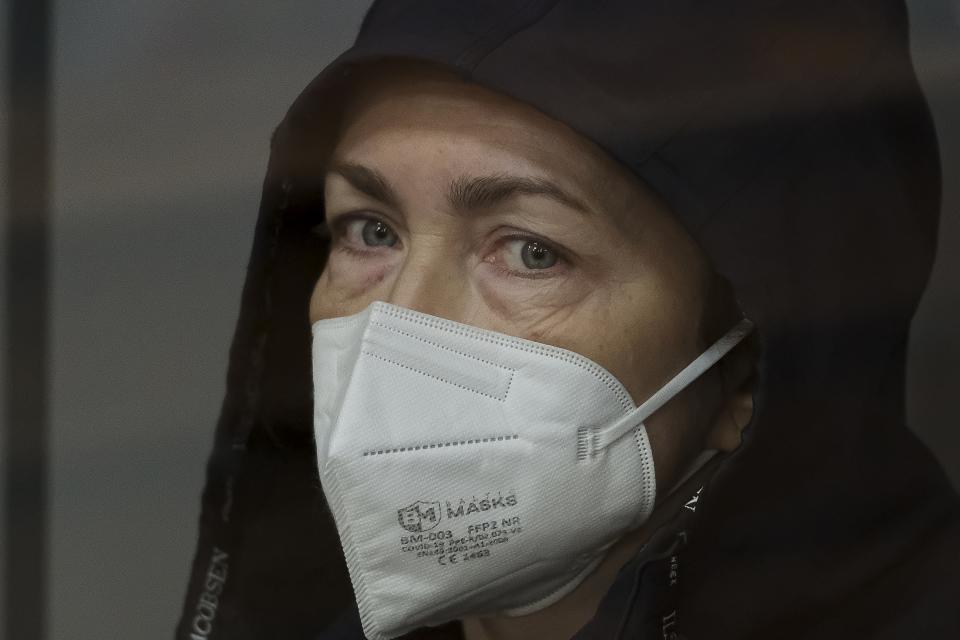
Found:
[177,2,960,639]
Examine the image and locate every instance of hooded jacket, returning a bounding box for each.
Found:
[176,1,960,638]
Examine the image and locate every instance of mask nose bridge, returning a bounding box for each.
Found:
[362,309,516,404]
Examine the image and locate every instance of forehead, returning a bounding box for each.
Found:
[330,63,648,214]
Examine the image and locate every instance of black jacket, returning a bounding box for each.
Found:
[176,1,960,638]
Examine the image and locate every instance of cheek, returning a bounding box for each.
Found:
[309,254,395,321]
[588,275,703,398]
[540,281,707,490]
[548,284,653,379]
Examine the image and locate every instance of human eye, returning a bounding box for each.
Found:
[330,214,401,253]
[489,233,568,280]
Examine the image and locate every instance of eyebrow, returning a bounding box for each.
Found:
[326,161,592,216]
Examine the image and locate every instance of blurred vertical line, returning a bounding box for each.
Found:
[3,0,51,638]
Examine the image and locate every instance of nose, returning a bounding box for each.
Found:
[385,246,468,320]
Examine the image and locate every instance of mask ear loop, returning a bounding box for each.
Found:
[577,318,755,460]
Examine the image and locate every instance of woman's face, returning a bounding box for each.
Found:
[309,66,733,491]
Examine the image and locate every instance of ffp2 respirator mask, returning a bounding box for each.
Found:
[312,301,752,639]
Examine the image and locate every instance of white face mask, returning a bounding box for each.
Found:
[312,301,753,640]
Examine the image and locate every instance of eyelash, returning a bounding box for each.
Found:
[324,213,570,279]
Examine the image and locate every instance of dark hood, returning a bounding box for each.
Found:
[176,1,960,638]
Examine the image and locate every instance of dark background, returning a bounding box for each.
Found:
[0,1,957,637]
